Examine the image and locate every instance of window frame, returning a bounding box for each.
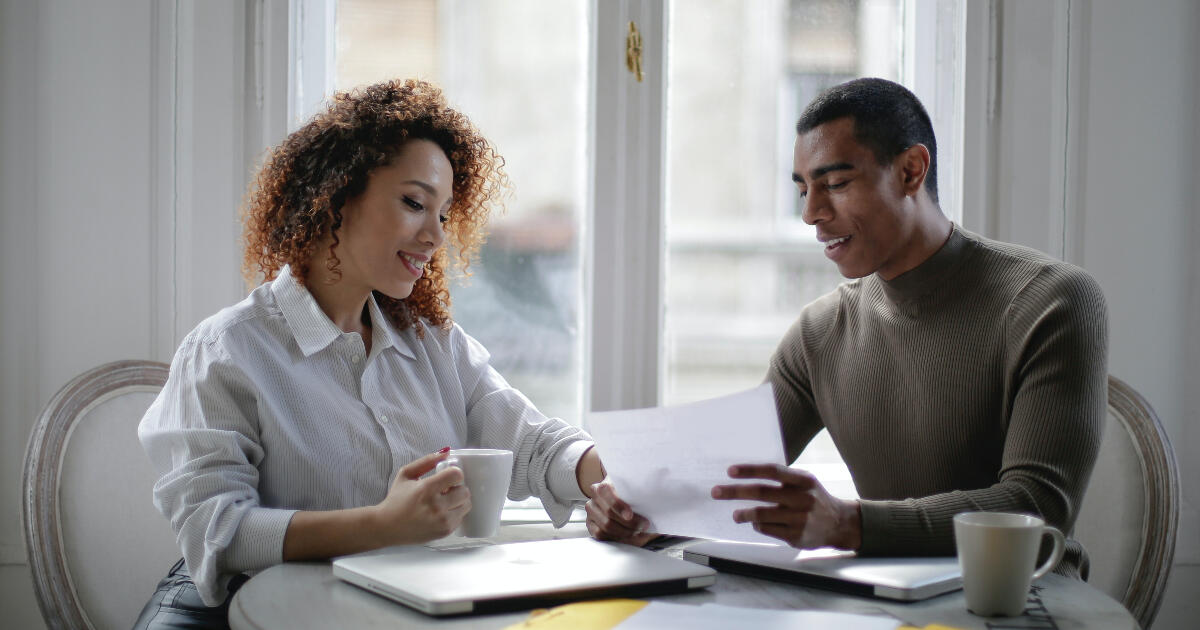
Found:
[284,0,967,419]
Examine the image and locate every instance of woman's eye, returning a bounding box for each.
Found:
[439,215,448,224]
[402,196,424,211]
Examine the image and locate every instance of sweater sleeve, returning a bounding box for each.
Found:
[858,265,1108,561]
[767,298,838,464]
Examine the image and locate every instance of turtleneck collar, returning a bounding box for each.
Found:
[877,223,972,307]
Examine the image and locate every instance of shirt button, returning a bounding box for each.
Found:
[379,415,389,424]
[352,354,361,364]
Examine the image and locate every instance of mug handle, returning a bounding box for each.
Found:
[1030,525,1066,580]
[436,455,461,474]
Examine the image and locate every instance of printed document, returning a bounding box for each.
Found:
[586,384,786,544]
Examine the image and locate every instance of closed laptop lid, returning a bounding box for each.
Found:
[683,540,961,601]
[333,537,716,616]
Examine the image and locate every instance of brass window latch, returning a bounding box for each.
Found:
[625,21,644,82]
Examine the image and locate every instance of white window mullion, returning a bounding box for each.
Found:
[903,0,964,225]
[248,0,292,159]
[288,0,337,131]
[586,0,668,414]
[958,0,997,237]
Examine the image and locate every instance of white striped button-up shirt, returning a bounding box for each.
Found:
[139,266,592,606]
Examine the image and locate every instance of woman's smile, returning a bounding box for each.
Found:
[398,250,429,277]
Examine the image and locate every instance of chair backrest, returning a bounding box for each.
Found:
[1073,375,1180,629]
[22,360,179,630]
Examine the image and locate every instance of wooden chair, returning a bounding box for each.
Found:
[22,360,178,630]
[1073,375,1180,629]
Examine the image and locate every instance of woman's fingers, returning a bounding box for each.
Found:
[584,500,655,545]
[591,480,636,522]
[399,448,452,480]
[426,464,465,493]
[440,484,471,516]
[584,479,655,545]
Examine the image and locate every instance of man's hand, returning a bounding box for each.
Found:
[584,478,658,546]
[711,463,862,550]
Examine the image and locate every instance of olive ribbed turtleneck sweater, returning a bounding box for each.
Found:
[768,225,1108,577]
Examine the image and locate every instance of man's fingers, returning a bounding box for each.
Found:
[711,483,818,510]
[731,505,806,526]
[726,463,817,488]
[751,522,800,547]
[400,449,452,480]
[712,483,784,503]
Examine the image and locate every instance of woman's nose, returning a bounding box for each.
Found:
[422,214,445,248]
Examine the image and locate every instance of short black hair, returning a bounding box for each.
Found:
[796,78,938,203]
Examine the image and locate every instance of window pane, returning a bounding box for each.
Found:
[665,0,905,497]
[336,0,588,425]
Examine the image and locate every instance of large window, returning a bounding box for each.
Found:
[336,0,589,424]
[318,0,961,496]
[663,0,911,496]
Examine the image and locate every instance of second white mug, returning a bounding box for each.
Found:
[953,511,1066,617]
[435,448,514,538]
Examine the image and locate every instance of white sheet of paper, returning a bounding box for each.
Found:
[615,602,901,630]
[585,384,786,544]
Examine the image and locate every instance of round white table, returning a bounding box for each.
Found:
[229,523,1137,630]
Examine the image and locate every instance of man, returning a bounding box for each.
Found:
[587,78,1107,577]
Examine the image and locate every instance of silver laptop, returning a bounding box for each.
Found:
[683,540,961,601]
[333,537,717,616]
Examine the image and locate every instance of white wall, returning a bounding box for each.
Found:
[1079,3,1199,623]
[0,1,279,626]
[976,1,1199,627]
[0,0,1196,627]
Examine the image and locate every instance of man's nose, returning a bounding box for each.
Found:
[800,191,830,225]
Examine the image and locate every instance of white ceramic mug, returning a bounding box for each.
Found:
[435,448,514,538]
[953,512,1066,617]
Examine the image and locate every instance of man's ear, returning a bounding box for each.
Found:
[897,143,930,197]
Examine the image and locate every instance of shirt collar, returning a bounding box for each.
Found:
[272,266,342,356]
[363,291,414,360]
[270,265,414,359]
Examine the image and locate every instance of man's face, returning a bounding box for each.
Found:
[792,117,918,280]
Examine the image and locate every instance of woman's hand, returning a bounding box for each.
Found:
[711,463,861,550]
[584,478,658,546]
[283,449,471,561]
[373,449,472,545]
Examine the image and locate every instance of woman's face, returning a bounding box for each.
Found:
[334,139,453,300]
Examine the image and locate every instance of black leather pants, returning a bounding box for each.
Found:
[132,559,250,630]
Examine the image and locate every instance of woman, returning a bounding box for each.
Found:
[135,79,615,629]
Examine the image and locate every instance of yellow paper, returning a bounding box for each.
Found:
[503,599,649,630]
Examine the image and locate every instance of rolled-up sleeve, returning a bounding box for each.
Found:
[452,326,593,526]
[138,336,296,607]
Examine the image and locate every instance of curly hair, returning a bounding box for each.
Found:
[241,78,507,333]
